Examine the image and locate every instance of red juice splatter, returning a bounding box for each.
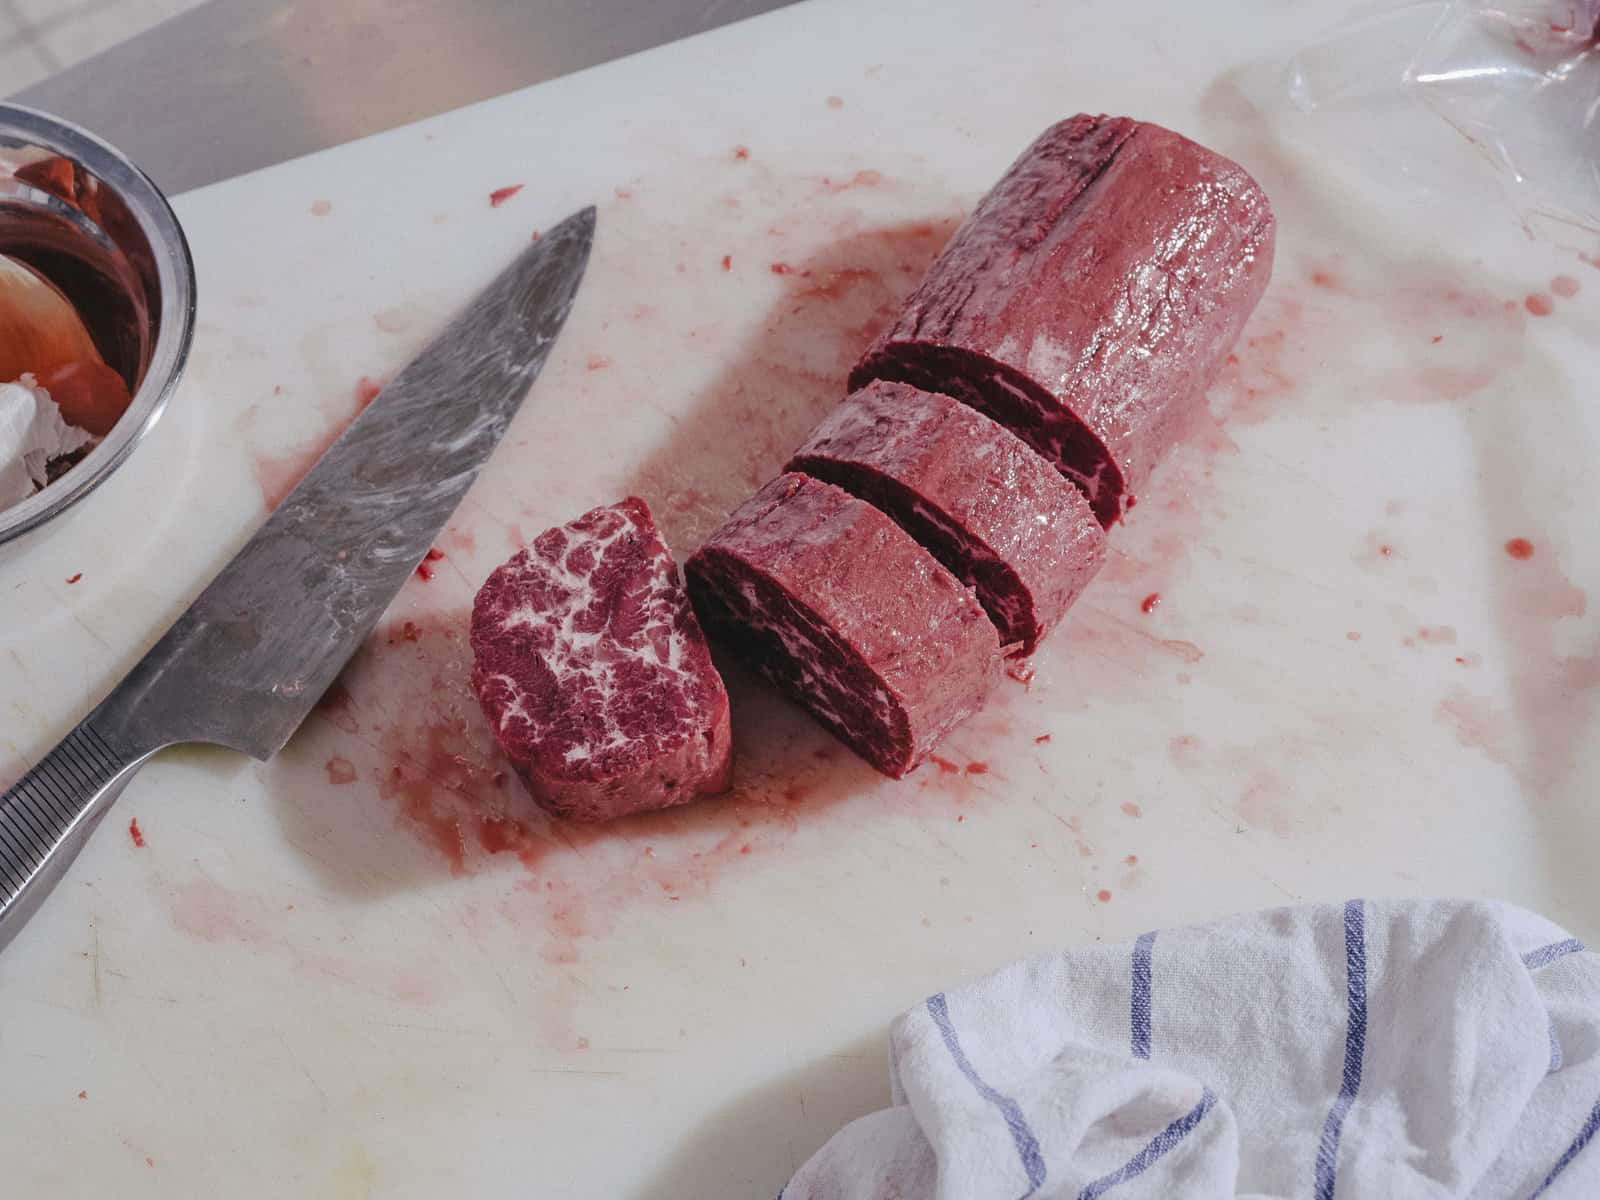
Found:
[325,757,357,785]
[732,146,750,161]
[1006,661,1035,687]
[530,230,541,241]
[1431,334,1443,344]
[1347,631,1361,642]
[388,620,422,645]
[721,255,732,272]
[586,354,610,371]
[77,1090,87,1100]
[488,185,524,207]
[965,761,989,775]
[1120,802,1143,818]
[253,377,384,510]
[1096,889,1112,903]
[309,199,332,217]
[1506,538,1535,561]
[769,262,802,276]
[1551,275,1580,298]
[1124,855,1138,866]
[415,563,435,581]
[1525,293,1554,317]
[818,170,884,194]
[1140,593,1161,615]
[928,755,961,774]
[1034,733,1051,744]
[65,573,81,584]
[825,95,844,109]
[127,818,144,848]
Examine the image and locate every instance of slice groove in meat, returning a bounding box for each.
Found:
[851,114,1275,525]
[686,473,1003,778]
[788,380,1105,656]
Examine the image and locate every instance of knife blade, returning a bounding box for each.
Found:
[0,205,595,950]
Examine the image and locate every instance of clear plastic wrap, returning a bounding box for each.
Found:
[1286,1,1599,241]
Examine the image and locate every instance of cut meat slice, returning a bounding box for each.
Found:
[850,114,1276,526]
[470,497,731,822]
[788,380,1105,656]
[685,473,1003,778]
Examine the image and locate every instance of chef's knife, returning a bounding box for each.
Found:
[0,206,595,951]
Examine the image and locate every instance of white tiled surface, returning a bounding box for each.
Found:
[1,0,208,98]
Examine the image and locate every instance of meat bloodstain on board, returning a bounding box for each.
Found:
[293,600,1028,962]
[127,818,144,848]
[252,376,383,510]
[626,208,960,552]
[1550,275,1580,298]
[1525,293,1554,317]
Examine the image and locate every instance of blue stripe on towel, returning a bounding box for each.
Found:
[1131,931,1157,1060]
[926,992,1047,1194]
[1077,1087,1217,1200]
[1313,899,1369,1200]
[1523,939,1585,971]
[1528,1096,1600,1198]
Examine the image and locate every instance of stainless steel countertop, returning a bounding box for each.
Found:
[12,0,800,195]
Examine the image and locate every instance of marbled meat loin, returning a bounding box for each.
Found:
[850,114,1276,526]
[789,380,1105,657]
[685,473,1003,778]
[470,497,731,822]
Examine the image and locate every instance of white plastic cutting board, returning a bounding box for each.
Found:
[2,0,1597,1194]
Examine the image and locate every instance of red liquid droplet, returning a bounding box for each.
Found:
[732,145,750,161]
[965,761,989,775]
[488,184,524,207]
[1096,889,1112,903]
[128,818,144,848]
[1034,733,1052,745]
[1140,592,1161,615]
[65,573,81,585]
[1525,293,1554,317]
[1551,275,1580,298]
[1505,537,1535,560]
[929,755,961,774]
[720,254,732,272]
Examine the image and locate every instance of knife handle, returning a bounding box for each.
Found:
[0,720,154,952]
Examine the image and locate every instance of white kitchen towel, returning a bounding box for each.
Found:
[781,900,1600,1200]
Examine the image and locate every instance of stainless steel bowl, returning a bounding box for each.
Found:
[0,103,196,554]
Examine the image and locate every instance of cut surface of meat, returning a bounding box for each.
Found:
[850,114,1276,525]
[788,380,1104,656]
[686,473,1003,778]
[470,497,731,822]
